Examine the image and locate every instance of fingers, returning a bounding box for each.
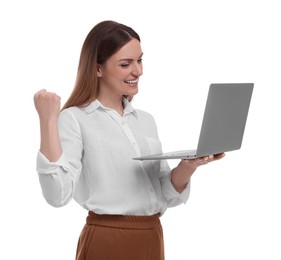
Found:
[182,153,224,168]
[33,89,61,120]
[34,89,61,101]
[213,153,225,160]
[194,155,213,163]
[33,89,46,99]
[181,155,212,169]
[197,153,225,164]
[198,155,214,165]
[34,89,59,96]
[179,153,225,177]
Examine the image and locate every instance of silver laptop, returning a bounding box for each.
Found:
[134,83,254,160]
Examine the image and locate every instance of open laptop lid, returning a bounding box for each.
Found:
[196,83,254,157]
[133,83,254,160]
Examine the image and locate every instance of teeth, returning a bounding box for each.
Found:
[125,79,138,84]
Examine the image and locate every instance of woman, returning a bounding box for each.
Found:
[34,20,224,260]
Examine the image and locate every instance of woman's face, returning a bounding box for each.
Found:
[97,38,143,100]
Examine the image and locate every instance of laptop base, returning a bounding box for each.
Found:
[133,150,197,161]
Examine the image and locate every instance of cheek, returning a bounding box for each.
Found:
[103,74,122,85]
[108,70,126,82]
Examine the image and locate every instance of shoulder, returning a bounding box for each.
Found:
[59,106,84,127]
[133,109,159,133]
[132,108,161,139]
[135,109,156,123]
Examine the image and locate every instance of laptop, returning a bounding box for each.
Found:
[133,83,254,160]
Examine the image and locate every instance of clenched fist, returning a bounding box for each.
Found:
[34,89,61,122]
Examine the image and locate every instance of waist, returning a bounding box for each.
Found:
[86,211,161,229]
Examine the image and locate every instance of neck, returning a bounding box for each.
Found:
[97,95,124,116]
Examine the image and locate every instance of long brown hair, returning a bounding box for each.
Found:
[62,21,141,110]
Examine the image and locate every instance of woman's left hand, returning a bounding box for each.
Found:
[185,152,225,167]
[171,153,225,193]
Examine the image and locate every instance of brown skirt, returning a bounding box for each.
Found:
[76,211,165,260]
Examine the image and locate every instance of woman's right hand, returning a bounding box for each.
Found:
[34,89,61,122]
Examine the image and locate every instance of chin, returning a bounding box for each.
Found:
[127,88,138,97]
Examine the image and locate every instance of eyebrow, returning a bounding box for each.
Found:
[118,53,143,62]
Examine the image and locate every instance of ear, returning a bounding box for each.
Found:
[97,64,102,78]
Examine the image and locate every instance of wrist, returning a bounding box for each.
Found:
[39,117,59,128]
[171,168,190,193]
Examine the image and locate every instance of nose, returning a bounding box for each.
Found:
[131,62,143,77]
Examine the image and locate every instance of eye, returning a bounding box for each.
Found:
[137,58,143,64]
[120,63,130,68]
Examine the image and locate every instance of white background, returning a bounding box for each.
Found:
[1,0,281,259]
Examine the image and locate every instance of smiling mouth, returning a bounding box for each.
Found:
[124,79,138,84]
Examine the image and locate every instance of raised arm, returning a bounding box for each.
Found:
[34,89,62,162]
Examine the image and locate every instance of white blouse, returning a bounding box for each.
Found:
[36,99,190,216]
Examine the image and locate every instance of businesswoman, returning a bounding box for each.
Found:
[34,20,224,260]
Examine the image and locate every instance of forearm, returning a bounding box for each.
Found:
[171,154,222,193]
[171,162,196,193]
[39,119,63,162]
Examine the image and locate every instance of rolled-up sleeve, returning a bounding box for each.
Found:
[36,109,83,207]
[159,160,191,207]
[161,170,191,206]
